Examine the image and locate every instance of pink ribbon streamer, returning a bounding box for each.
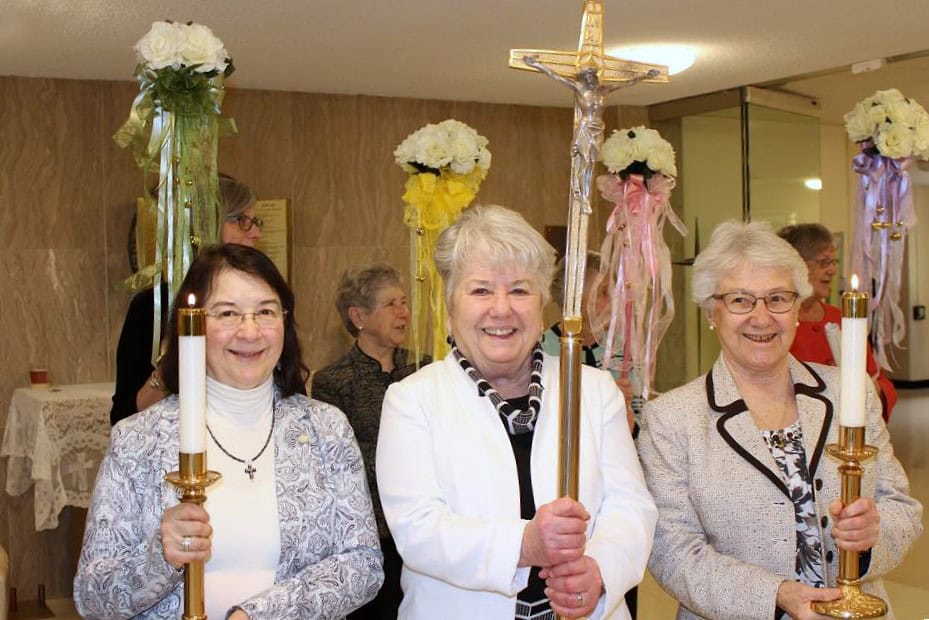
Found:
[592,173,686,399]
[849,143,917,370]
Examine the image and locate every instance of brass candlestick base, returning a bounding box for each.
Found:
[165,452,222,620]
[811,427,887,619]
[812,580,887,619]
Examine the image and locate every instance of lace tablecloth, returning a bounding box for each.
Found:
[2,383,113,530]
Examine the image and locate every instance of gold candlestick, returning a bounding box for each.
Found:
[811,426,887,619]
[165,452,221,620]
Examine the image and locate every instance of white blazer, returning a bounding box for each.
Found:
[376,352,656,619]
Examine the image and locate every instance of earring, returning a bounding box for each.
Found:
[708,323,715,331]
[795,320,800,327]
[356,325,363,332]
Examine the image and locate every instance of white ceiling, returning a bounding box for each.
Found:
[2,0,929,112]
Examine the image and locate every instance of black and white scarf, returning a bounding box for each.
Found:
[452,341,544,435]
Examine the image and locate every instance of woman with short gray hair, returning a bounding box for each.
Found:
[638,220,921,619]
[378,204,656,620]
[313,262,429,618]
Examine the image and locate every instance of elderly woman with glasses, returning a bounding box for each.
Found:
[110,174,267,426]
[76,244,383,619]
[312,263,430,619]
[778,223,897,421]
[637,221,922,620]
[376,205,656,620]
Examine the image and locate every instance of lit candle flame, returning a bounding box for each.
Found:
[187,293,197,306]
[850,274,859,291]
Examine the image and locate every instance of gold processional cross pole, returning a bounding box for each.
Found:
[509,0,667,501]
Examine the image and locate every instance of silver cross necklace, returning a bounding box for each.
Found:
[207,413,275,481]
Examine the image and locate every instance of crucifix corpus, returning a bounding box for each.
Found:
[509,0,667,500]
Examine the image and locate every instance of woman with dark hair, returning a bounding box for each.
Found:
[110,174,266,425]
[76,244,383,619]
[312,263,429,619]
[778,223,897,421]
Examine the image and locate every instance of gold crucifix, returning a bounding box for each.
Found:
[508,0,668,504]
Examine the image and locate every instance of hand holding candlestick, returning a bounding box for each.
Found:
[812,274,887,618]
[165,294,221,620]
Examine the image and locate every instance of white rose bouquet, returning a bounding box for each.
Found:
[599,126,677,179]
[394,119,492,175]
[844,88,929,159]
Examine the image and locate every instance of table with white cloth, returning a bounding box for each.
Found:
[2,383,113,531]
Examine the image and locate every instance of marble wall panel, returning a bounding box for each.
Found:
[220,88,295,201]
[0,77,104,251]
[292,93,441,250]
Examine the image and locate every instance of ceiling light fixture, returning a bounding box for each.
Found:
[804,178,823,191]
[606,44,697,75]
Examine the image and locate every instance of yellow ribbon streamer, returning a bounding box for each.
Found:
[402,167,487,361]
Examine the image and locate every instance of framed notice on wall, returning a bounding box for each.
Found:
[253,199,291,282]
[132,197,292,281]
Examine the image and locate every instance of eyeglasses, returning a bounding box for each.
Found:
[711,291,800,314]
[806,257,839,269]
[206,308,287,329]
[231,214,264,232]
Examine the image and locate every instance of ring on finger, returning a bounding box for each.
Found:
[181,535,192,552]
[576,592,584,606]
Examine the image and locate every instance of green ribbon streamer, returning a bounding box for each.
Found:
[114,63,235,365]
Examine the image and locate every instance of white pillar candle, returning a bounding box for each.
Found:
[839,275,869,427]
[178,294,207,453]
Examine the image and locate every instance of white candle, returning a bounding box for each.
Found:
[839,275,869,427]
[178,293,207,453]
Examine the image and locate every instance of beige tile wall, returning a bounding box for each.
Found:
[0,74,643,597]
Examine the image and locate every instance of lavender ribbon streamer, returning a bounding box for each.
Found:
[850,146,918,369]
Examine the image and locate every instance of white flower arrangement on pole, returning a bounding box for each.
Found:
[592,126,686,400]
[115,20,235,363]
[844,88,929,368]
[394,119,491,362]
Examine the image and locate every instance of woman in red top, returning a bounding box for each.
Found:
[778,223,897,420]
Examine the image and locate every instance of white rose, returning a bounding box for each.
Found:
[844,107,873,142]
[477,147,492,171]
[876,122,913,158]
[181,23,228,73]
[875,88,905,105]
[135,21,183,70]
[913,114,929,156]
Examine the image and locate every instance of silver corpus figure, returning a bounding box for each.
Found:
[523,57,658,219]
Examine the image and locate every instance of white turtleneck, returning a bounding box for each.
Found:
[203,376,280,619]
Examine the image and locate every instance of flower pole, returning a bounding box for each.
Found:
[115,21,235,364]
[592,127,686,403]
[395,120,491,362]
[844,88,929,369]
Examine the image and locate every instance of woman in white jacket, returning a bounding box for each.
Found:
[377,205,656,620]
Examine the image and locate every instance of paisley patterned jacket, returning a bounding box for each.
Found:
[74,393,383,619]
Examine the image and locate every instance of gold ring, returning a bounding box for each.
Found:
[181,536,192,552]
